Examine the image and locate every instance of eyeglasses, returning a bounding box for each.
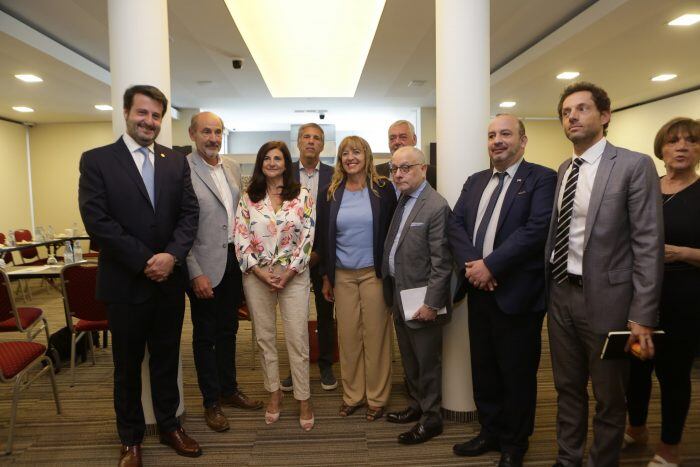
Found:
[388,163,422,174]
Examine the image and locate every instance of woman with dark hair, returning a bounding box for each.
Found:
[624,118,700,467]
[316,136,396,421]
[234,141,316,431]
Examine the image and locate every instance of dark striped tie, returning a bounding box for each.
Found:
[551,157,584,283]
[474,172,506,255]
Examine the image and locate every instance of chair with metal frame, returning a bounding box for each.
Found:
[12,230,45,266]
[0,339,61,454]
[0,270,50,343]
[59,262,109,386]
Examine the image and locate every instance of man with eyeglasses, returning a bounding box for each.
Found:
[382,146,452,445]
[448,114,556,467]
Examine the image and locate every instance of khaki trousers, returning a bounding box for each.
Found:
[243,267,311,400]
[334,267,392,407]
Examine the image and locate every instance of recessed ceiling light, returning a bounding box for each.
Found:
[651,74,677,82]
[94,104,113,111]
[668,14,700,26]
[15,74,43,83]
[557,71,580,80]
[12,106,34,113]
[224,0,386,97]
[499,101,516,108]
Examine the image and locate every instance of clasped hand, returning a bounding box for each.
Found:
[465,259,497,291]
[144,253,175,282]
[254,265,296,292]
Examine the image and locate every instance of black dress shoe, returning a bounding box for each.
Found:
[499,452,524,467]
[397,422,443,445]
[386,406,422,424]
[452,435,500,456]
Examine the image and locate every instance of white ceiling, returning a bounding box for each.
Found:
[0,0,698,127]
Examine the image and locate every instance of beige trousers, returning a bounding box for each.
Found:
[334,267,392,407]
[243,266,310,400]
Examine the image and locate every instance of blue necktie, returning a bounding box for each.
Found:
[139,147,155,209]
[474,172,506,255]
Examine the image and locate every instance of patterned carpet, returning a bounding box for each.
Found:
[0,280,698,466]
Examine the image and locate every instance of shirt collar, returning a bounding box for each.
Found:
[405,180,428,199]
[492,156,523,179]
[197,151,222,169]
[574,137,606,165]
[123,133,154,155]
[299,160,320,173]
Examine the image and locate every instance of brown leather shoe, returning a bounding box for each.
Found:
[119,444,142,467]
[205,403,230,432]
[221,390,263,410]
[159,427,202,457]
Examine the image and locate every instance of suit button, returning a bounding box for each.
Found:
[222,225,226,230]
[223,243,227,248]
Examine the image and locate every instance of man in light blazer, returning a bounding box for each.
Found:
[382,146,453,445]
[281,123,337,392]
[185,112,262,434]
[79,85,200,465]
[545,82,664,467]
[449,115,556,467]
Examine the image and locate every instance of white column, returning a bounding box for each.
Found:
[107,0,184,427]
[436,0,490,420]
[108,0,173,145]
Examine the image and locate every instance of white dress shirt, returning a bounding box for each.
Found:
[474,157,523,257]
[551,137,606,275]
[200,153,236,243]
[123,133,154,175]
[299,160,320,201]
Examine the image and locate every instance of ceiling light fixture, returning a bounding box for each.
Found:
[668,14,700,26]
[95,104,113,111]
[556,71,580,80]
[12,106,34,113]
[224,0,386,97]
[499,101,516,108]
[15,74,43,83]
[651,74,677,82]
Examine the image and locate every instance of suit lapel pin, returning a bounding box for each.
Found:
[160,153,166,158]
[516,178,522,183]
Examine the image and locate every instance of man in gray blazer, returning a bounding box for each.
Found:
[545,83,663,467]
[382,146,452,445]
[186,112,262,433]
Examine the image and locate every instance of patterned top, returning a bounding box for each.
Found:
[234,187,315,273]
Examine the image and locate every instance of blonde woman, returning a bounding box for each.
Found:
[234,141,316,431]
[316,136,397,421]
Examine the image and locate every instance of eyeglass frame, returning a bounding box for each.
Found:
[388,163,423,174]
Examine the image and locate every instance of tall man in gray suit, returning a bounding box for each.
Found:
[186,112,262,434]
[382,146,452,445]
[545,82,664,467]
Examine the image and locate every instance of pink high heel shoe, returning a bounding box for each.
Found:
[265,392,283,425]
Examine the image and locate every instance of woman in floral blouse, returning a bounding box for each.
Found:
[234,141,316,431]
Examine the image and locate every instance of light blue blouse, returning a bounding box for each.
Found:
[335,187,374,269]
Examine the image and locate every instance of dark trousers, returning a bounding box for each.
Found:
[394,316,443,430]
[627,273,700,445]
[468,289,543,456]
[187,248,242,408]
[310,264,335,372]
[107,289,185,445]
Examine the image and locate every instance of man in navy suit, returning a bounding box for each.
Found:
[280,123,337,392]
[448,114,556,467]
[79,85,200,466]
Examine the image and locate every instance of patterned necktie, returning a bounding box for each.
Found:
[388,194,410,244]
[474,172,506,255]
[551,157,584,283]
[139,146,155,209]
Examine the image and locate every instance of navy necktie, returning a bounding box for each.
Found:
[474,172,506,255]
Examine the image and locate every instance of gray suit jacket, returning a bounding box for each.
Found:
[382,184,453,329]
[185,152,242,287]
[544,141,664,333]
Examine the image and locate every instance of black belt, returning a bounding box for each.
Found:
[566,273,583,287]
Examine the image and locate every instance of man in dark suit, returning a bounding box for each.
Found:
[382,146,453,445]
[79,85,200,466]
[376,120,436,188]
[545,82,663,467]
[185,112,262,434]
[280,122,337,392]
[448,115,556,467]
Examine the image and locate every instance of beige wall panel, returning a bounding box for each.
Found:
[29,122,113,232]
[522,119,572,171]
[0,120,32,235]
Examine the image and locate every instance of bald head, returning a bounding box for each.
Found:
[487,114,527,171]
[189,111,224,163]
[391,146,427,194]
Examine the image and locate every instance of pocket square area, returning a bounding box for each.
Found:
[410,222,424,227]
